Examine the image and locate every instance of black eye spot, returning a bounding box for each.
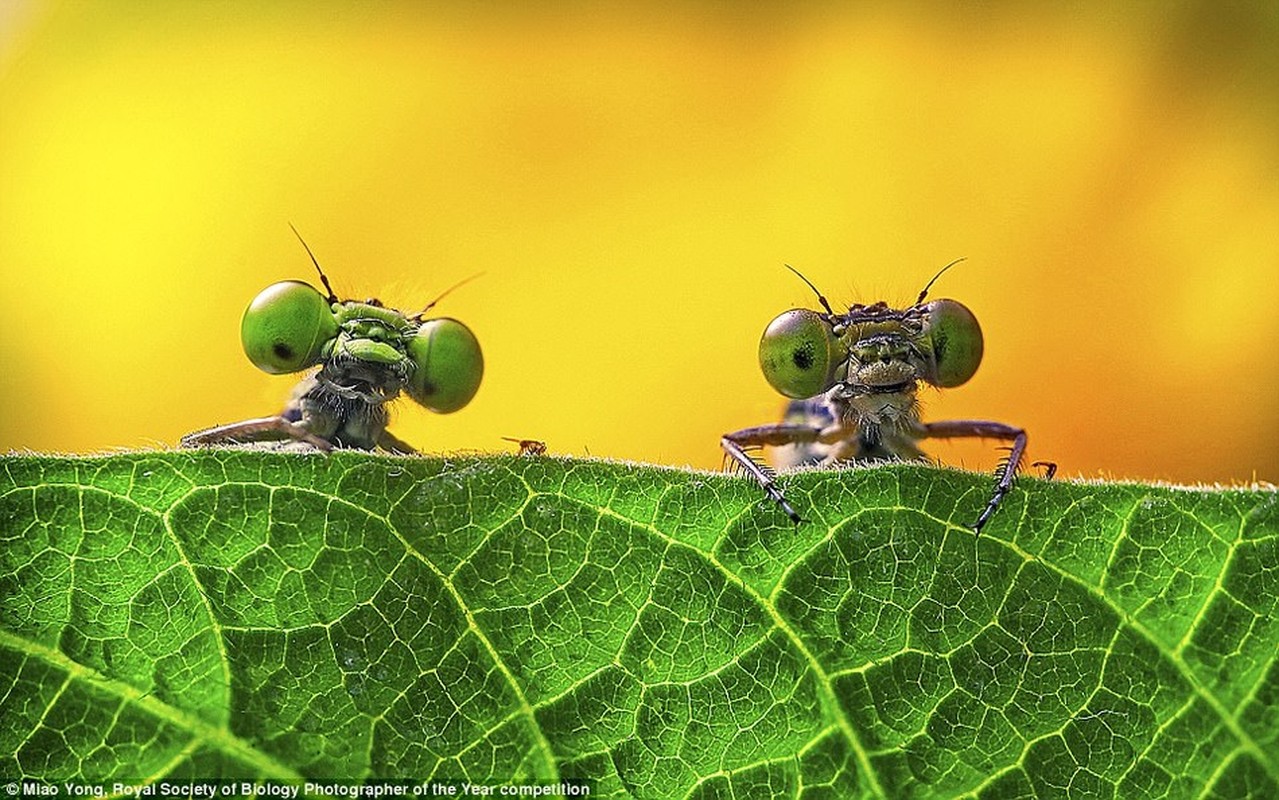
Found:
[273,342,294,360]
[417,380,436,396]
[932,331,950,362]
[792,344,814,371]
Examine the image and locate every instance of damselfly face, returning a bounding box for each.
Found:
[722,263,1049,532]
[241,280,483,415]
[758,298,983,401]
[183,232,482,453]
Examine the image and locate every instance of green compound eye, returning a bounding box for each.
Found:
[923,299,983,387]
[241,281,339,374]
[758,309,838,399]
[407,318,484,413]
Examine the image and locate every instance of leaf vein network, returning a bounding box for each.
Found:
[939,508,1275,779]
[588,502,889,799]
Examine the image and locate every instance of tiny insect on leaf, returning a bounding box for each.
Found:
[502,437,548,456]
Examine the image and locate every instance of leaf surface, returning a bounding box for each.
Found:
[1,453,1276,798]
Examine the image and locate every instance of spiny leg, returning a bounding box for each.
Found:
[181,416,334,452]
[722,423,824,523]
[921,419,1027,533]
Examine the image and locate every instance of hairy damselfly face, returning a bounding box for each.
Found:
[757,298,983,403]
[241,280,483,414]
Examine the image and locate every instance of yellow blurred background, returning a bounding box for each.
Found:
[2,2,1276,486]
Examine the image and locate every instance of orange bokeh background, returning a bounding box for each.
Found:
[2,2,1276,485]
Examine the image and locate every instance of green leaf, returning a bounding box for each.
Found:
[1,452,1276,798]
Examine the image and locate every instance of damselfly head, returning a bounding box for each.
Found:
[238,227,484,414]
[757,260,985,398]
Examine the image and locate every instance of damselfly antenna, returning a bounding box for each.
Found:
[412,273,484,320]
[288,223,338,303]
[915,257,966,305]
[784,264,836,316]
